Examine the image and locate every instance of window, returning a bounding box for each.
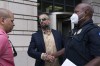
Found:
[65,0,75,6]
[65,6,74,12]
[54,0,64,4]
[54,4,64,12]
[38,0,81,13]
[42,2,53,12]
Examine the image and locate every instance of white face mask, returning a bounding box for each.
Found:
[70,13,79,24]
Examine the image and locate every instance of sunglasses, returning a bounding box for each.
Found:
[39,18,49,22]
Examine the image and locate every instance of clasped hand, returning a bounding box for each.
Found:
[43,53,56,62]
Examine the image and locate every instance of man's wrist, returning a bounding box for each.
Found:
[41,53,47,60]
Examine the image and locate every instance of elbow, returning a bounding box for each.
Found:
[27,49,32,57]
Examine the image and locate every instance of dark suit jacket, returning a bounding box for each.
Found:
[27,29,64,66]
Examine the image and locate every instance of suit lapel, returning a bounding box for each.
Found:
[38,30,46,52]
[52,29,59,51]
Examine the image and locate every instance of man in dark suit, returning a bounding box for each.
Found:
[27,13,64,66]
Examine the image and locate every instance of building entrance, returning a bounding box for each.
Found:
[49,12,73,39]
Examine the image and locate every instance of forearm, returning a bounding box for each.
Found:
[53,48,65,58]
[85,56,100,66]
[57,48,65,56]
[28,48,42,60]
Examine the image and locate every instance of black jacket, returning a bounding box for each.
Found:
[65,19,100,66]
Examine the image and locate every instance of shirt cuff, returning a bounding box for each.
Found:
[41,53,47,60]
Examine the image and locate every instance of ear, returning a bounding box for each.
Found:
[0,17,5,24]
[85,9,90,15]
[2,18,4,22]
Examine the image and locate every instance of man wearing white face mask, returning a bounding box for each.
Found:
[64,3,100,66]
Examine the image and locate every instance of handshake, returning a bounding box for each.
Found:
[41,53,57,62]
[41,48,65,62]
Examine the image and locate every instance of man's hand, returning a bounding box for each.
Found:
[46,54,55,62]
[41,48,65,62]
[41,53,55,62]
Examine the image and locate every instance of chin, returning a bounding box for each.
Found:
[7,30,12,33]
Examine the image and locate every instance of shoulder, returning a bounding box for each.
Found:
[0,35,8,45]
[51,29,62,37]
[89,24,100,33]
[32,30,42,36]
[87,25,100,37]
[52,29,61,33]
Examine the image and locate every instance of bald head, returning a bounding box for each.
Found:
[75,3,94,17]
[0,8,14,33]
[73,3,94,27]
[0,8,13,19]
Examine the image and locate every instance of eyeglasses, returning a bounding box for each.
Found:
[39,18,49,22]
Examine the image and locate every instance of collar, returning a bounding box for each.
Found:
[42,29,51,35]
[77,19,93,29]
[0,28,8,38]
